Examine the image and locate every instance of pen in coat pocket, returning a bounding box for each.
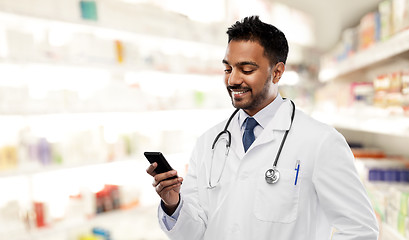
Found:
[294,160,300,185]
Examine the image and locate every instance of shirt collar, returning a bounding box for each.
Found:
[238,93,284,130]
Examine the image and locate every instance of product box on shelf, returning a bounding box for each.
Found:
[402,71,409,115]
[95,185,121,214]
[350,82,374,107]
[0,145,18,171]
[352,148,386,159]
[33,201,48,228]
[373,74,389,109]
[372,70,408,114]
[392,0,409,34]
[357,154,409,239]
[359,11,381,50]
[320,0,409,72]
[342,27,359,58]
[379,0,394,41]
[387,72,404,109]
[80,0,98,21]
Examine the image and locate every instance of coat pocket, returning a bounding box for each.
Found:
[253,168,301,223]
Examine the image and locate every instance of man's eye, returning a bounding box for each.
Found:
[242,70,254,74]
[224,69,232,73]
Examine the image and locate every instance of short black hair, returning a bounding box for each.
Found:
[226,16,289,65]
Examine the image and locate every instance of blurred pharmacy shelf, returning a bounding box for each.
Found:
[2,204,168,240]
[0,155,187,240]
[317,1,409,142]
[0,8,225,74]
[0,108,232,238]
[318,2,409,239]
[356,157,409,240]
[0,7,229,114]
[0,1,225,45]
[0,77,229,113]
[0,108,232,177]
[319,28,409,82]
[311,108,409,137]
[0,1,231,238]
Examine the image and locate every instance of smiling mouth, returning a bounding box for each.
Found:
[229,88,251,99]
[228,86,251,95]
[231,90,249,94]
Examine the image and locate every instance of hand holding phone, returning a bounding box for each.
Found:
[145,151,182,215]
[144,152,177,180]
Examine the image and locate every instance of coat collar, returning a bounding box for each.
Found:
[238,94,284,130]
[264,99,294,131]
[231,99,295,158]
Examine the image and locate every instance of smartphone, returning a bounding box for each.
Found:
[144,152,177,179]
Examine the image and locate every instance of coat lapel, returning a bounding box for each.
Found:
[249,100,294,150]
[231,114,245,159]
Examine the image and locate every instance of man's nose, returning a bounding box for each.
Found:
[228,69,242,86]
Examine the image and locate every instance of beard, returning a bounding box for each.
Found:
[227,76,272,111]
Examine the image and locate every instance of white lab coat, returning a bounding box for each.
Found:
[158,100,379,240]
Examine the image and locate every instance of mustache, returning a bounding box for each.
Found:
[227,85,251,91]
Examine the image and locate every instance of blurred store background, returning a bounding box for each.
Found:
[0,0,409,239]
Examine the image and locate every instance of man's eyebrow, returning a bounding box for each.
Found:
[237,61,259,67]
[222,59,259,68]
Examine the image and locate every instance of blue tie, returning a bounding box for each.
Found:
[243,117,258,152]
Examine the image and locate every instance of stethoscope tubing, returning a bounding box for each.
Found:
[209,99,295,187]
[211,108,239,150]
[272,100,295,168]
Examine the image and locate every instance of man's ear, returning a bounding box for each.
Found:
[272,62,285,84]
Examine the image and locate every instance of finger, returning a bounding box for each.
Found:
[157,180,183,195]
[152,170,176,187]
[146,162,158,176]
[156,177,183,193]
[159,183,182,198]
[152,170,178,187]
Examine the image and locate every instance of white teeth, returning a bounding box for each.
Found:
[232,90,246,94]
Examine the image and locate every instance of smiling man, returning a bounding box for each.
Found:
[223,41,283,116]
[147,16,379,239]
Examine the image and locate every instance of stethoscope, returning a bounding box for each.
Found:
[208,100,295,189]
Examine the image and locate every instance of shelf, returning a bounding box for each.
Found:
[0,10,225,78]
[0,6,224,47]
[0,39,224,76]
[319,29,409,82]
[1,205,167,240]
[0,109,232,178]
[0,61,229,114]
[0,108,232,130]
[0,158,132,178]
[311,108,409,137]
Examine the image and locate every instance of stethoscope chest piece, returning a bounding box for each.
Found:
[265,168,280,184]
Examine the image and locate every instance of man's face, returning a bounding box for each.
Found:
[223,40,281,116]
